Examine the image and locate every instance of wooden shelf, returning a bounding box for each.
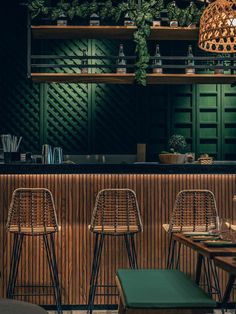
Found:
[31,73,236,84]
[31,26,198,40]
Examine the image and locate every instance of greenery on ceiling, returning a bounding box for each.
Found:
[27,0,204,85]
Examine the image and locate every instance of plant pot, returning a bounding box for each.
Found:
[159,153,185,164]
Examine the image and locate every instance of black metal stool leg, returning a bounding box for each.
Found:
[222,274,235,308]
[209,259,222,302]
[175,242,181,269]
[50,233,62,314]
[7,233,24,299]
[168,238,176,269]
[195,253,203,285]
[124,235,134,269]
[166,233,173,268]
[203,257,212,296]
[87,234,104,314]
[7,233,19,298]
[43,234,62,314]
[87,233,100,312]
[130,234,138,269]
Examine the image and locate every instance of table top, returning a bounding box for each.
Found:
[214,257,236,276]
[173,233,236,259]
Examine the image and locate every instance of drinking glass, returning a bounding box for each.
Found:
[219,218,232,241]
[53,147,63,164]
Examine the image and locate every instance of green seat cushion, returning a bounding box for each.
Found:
[116,269,216,309]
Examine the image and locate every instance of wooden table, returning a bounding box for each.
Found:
[214,257,236,306]
[172,233,236,302]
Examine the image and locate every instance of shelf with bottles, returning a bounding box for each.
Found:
[30,42,236,84]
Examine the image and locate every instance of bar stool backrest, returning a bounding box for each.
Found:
[6,188,59,235]
[89,188,143,235]
[169,189,218,233]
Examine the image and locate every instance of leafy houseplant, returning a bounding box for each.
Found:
[28,0,49,20]
[166,1,181,26]
[168,134,187,153]
[159,134,187,164]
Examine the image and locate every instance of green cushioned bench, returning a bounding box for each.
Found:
[116,269,216,314]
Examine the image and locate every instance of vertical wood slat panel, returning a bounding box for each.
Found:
[0,174,235,305]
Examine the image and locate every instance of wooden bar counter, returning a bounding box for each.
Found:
[0,163,236,308]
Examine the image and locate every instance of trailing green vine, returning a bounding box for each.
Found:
[28,0,48,19]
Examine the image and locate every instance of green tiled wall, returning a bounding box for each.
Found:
[1,4,236,159]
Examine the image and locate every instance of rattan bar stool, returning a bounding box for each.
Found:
[165,189,218,267]
[87,188,143,314]
[164,190,220,299]
[6,188,62,314]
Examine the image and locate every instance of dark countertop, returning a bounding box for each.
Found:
[0,162,236,174]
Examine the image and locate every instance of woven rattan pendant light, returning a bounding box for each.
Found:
[198,0,236,53]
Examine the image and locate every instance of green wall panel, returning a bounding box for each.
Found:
[2,3,236,159]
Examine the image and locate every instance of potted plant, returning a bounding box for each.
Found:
[166,1,180,27]
[159,134,187,164]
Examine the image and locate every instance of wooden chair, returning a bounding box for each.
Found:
[6,188,62,314]
[116,269,216,314]
[87,188,143,313]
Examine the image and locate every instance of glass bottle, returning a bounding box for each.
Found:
[214,55,224,74]
[57,12,67,26]
[116,44,126,74]
[153,12,161,27]
[81,49,88,74]
[185,45,195,74]
[124,12,135,26]
[89,13,100,26]
[152,44,162,74]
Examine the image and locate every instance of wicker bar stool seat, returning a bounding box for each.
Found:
[165,189,218,268]
[6,188,62,314]
[87,188,143,313]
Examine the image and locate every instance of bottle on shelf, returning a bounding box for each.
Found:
[89,13,100,26]
[160,9,169,26]
[214,55,224,74]
[170,18,178,28]
[81,49,88,74]
[152,12,161,27]
[152,44,163,74]
[57,12,67,26]
[185,45,195,74]
[116,44,127,74]
[124,12,135,26]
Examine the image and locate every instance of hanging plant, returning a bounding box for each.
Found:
[178,2,201,27]
[100,0,117,21]
[27,0,49,19]
[133,0,164,85]
[166,1,181,22]
[67,0,79,20]
[51,0,70,21]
